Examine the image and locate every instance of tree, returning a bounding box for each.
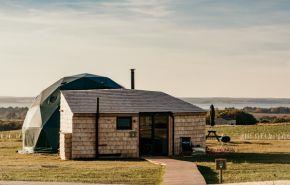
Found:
[218,108,257,125]
[209,104,215,127]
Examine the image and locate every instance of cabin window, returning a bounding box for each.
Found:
[117,117,132,130]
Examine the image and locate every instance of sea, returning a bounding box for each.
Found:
[182,98,290,110]
[0,97,34,108]
[1,97,290,110]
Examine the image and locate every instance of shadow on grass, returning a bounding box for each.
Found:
[73,158,146,162]
[230,141,272,145]
[177,152,290,164]
[175,152,290,184]
[197,165,219,184]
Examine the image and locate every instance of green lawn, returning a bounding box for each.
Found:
[180,152,290,184]
[0,130,164,185]
[2,125,290,184]
[183,124,290,184]
[208,123,290,140]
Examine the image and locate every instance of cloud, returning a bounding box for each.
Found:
[100,0,172,18]
[0,0,289,97]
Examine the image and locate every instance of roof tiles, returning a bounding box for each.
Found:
[61,89,205,114]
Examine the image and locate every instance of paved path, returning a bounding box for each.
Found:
[212,181,290,185]
[146,157,206,185]
[0,182,118,185]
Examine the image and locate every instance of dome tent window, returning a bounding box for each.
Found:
[49,96,57,104]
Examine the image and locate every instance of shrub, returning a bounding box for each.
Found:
[0,119,23,131]
[243,107,290,114]
[217,108,258,125]
[0,107,28,120]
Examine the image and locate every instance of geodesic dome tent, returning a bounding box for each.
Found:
[22,73,123,153]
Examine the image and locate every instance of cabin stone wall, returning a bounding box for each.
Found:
[71,116,96,159]
[174,114,206,155]
[60,94,73,160]
[60,94,73,133]
[68,115,139,159]
[60,104,205,160]
[59,133,72,160]
[98,116,139,158]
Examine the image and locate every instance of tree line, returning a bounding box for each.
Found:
[0,107,28,120]
[0,107,28,131]
[243,107,290,114]
[207,108,258,125]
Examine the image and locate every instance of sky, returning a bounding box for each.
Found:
[0,0,290,98]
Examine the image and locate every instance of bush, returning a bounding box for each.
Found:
[0,107,28,120]
[206,108,258,125]
[273,117,290,123]
[258,116,290,123]
[243,107,290,114]
[0,119,23,131]
[217,108,258,125]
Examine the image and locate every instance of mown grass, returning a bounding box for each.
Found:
[181,152,290,184]
[208,123,290,140]
[185,124,290,184]
[0,131,164,185]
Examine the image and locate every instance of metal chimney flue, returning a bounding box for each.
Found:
[130,69,135,89]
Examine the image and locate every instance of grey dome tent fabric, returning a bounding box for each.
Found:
[22,73,123,153]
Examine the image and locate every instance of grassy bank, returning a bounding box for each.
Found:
[0,130,163,185]
[190,124,290,184]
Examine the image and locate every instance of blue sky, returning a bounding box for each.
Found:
[0,0,289,98]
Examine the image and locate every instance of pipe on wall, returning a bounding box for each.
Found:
[95,97,100,158]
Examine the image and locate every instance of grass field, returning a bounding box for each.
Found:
[181,124,290,184]
[0,130,163,185]
[1,125,290,184]
[208,123,290,140]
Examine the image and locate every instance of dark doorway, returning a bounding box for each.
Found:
[139,113,169,156]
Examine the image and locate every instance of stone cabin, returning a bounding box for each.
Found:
[60,89,206,160]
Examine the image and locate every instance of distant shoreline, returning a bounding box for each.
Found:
[182,97,290,109]
[1,97,290,109]
[0,97,34,108]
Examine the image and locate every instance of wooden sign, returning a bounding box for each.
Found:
[216,158,227,184]
[216,158,227,170]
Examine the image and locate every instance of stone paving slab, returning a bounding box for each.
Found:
[146,157,206,185]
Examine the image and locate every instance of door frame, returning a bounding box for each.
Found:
[139,112,170,156]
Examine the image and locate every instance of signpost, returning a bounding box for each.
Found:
[215,159,227,184]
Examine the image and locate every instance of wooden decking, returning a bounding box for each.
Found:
[146,157,206,185]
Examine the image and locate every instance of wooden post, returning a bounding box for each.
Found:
[219,169,223,184]
[216,159,226,184]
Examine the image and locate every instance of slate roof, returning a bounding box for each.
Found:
[61,89,205,114]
